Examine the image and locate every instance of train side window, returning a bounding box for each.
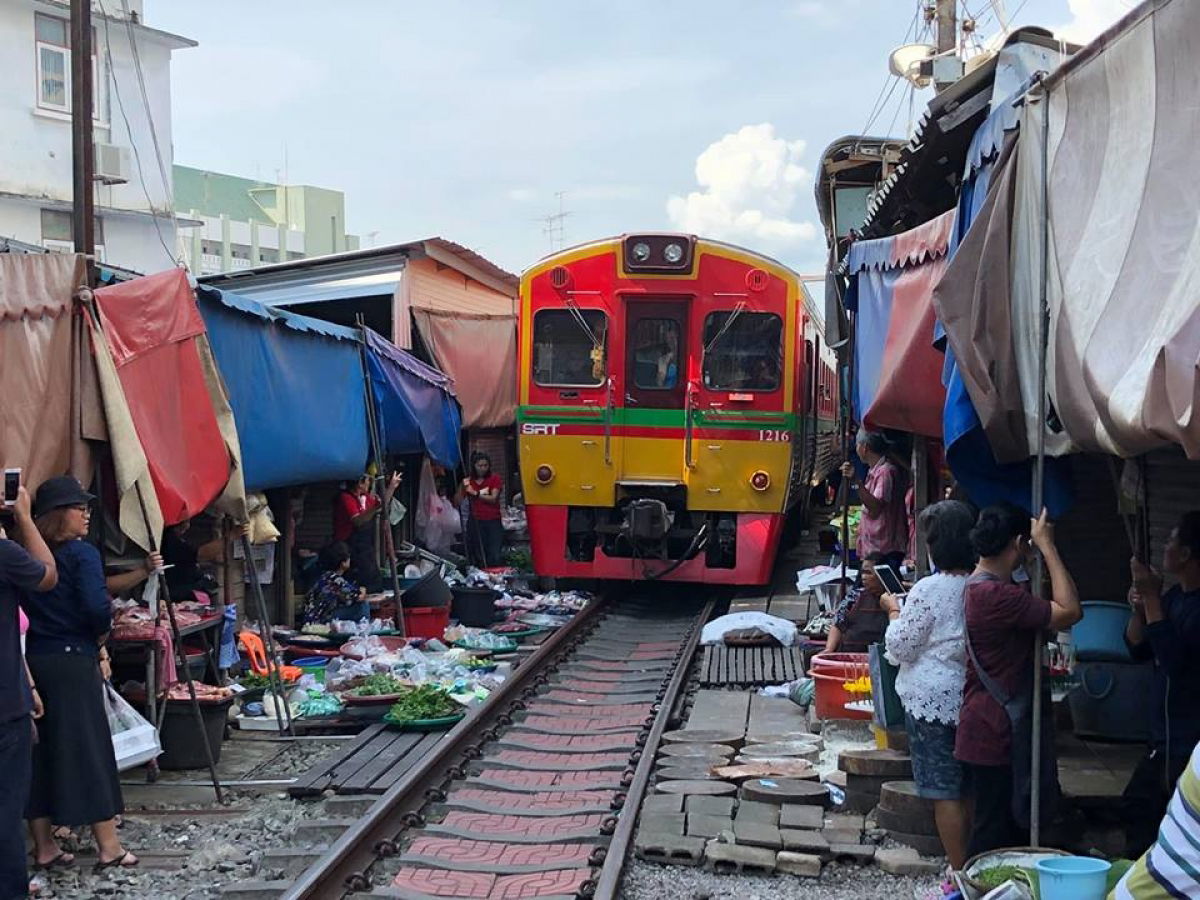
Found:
[701,311,782,391]
[631,318,680,390]
[532,309,607,387]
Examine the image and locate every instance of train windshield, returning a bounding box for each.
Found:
[701,311,782,391]
[532,308,607,386]
[631,319,680,390]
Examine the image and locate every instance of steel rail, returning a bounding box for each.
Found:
[283,595,611,899]
[591,596,714,899]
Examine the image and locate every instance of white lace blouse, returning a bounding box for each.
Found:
[884,572,969,725]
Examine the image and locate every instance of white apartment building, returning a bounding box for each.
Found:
[0,0,194,274]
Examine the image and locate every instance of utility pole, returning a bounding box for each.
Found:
[933,0,957,92]
[71,0,95,284]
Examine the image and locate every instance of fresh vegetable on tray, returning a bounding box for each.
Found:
[386,685,461,722]
[347,673,409,697]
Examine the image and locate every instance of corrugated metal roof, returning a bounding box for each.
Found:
[198,236,518,298]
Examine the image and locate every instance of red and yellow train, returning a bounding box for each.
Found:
[517,233,839,584]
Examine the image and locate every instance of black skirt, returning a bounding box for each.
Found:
[25,652,123,826]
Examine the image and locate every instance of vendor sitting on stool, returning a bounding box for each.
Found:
[1123,511,1200,857]
[823,552,889,654]
[301,542,367,628]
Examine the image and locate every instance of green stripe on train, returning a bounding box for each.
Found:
[518,405,797,430]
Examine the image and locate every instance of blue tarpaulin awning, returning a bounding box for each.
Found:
[364,328,462,468]
[196,286,371,491]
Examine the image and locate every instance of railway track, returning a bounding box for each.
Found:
[268,591,713,900]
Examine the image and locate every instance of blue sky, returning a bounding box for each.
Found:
[150,0,1132,276]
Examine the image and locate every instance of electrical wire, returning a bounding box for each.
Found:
[858,0,923,136]
[94,0,177,266]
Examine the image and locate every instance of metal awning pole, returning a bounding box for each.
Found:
[839,309,857,600]
[1029,83,1052,848]
[356,318,406,637]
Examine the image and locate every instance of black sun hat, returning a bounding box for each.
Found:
[33,476,95,518]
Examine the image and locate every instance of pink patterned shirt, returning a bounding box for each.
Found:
[856,458,909,557]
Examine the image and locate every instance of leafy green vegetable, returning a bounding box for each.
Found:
[975,865,1039,897]
[348,674,409,697]
[1105,859,1134,893]
[238,673,272,690]
[387,685,460,721]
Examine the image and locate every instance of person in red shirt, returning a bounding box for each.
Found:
[957,503,1081,857]
[332,472,401,592]
[461,453,504,568]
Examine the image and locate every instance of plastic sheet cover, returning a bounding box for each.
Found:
[197,287,370,491]
[845,211,953,438]
[94,270,231,526]
[364,328,462,467]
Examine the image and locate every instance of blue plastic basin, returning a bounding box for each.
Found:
[1073,602,1132,662]
[1036,856,1111,900]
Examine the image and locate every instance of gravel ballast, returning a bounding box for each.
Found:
[620,858,930,899]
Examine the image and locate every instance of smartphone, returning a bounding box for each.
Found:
[874,563,907,598]
[2,468,20,507]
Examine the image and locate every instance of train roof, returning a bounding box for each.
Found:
[522,234,824,325]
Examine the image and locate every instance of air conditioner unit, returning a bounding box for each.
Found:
[94,143,131,185]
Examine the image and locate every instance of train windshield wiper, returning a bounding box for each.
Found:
[702,301,747,360]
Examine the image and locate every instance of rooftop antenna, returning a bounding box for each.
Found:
[540,191,570,251]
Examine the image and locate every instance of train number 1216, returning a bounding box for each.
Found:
[758,429,791,442]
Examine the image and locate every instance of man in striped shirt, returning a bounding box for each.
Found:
[1111,739,1200,899]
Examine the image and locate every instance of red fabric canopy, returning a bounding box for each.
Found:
[95,269,230,525]
[864,252,950,439]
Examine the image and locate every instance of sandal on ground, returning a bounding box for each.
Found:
[93,850,138,871]
[31,852,75,871]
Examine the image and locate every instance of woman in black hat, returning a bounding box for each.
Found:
[20,476,137,872]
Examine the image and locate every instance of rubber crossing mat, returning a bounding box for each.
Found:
[699,644,804,686]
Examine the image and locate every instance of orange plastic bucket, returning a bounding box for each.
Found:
[812,670,874,721]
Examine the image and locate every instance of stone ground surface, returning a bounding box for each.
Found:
[27,736,347,899]
[619,857,930,900]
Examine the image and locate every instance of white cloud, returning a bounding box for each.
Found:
[1058,0,1136,43]
[666,124,817,251]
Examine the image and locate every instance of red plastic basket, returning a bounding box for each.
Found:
[403,605,450,640]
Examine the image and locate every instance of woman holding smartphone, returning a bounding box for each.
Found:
[882,500,977,878]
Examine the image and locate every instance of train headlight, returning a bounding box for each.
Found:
[535,465,555,485]
[750,470,771,491]
[631,242,651,263]
[663,242,684,264]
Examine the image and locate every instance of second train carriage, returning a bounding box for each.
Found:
[517,233,839,584]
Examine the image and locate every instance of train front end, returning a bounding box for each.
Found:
[518,234,804,585]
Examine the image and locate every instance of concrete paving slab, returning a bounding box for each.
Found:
[747,694,810,739]
[686,690,752,733]
[639,813,686,836]
[685,795,736,818]
[733,820,783,849]
[735,800,781,825]
[687,813,734,839]
[641,794,684,815]
[779,804,825,830]
[779,829,830,856]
